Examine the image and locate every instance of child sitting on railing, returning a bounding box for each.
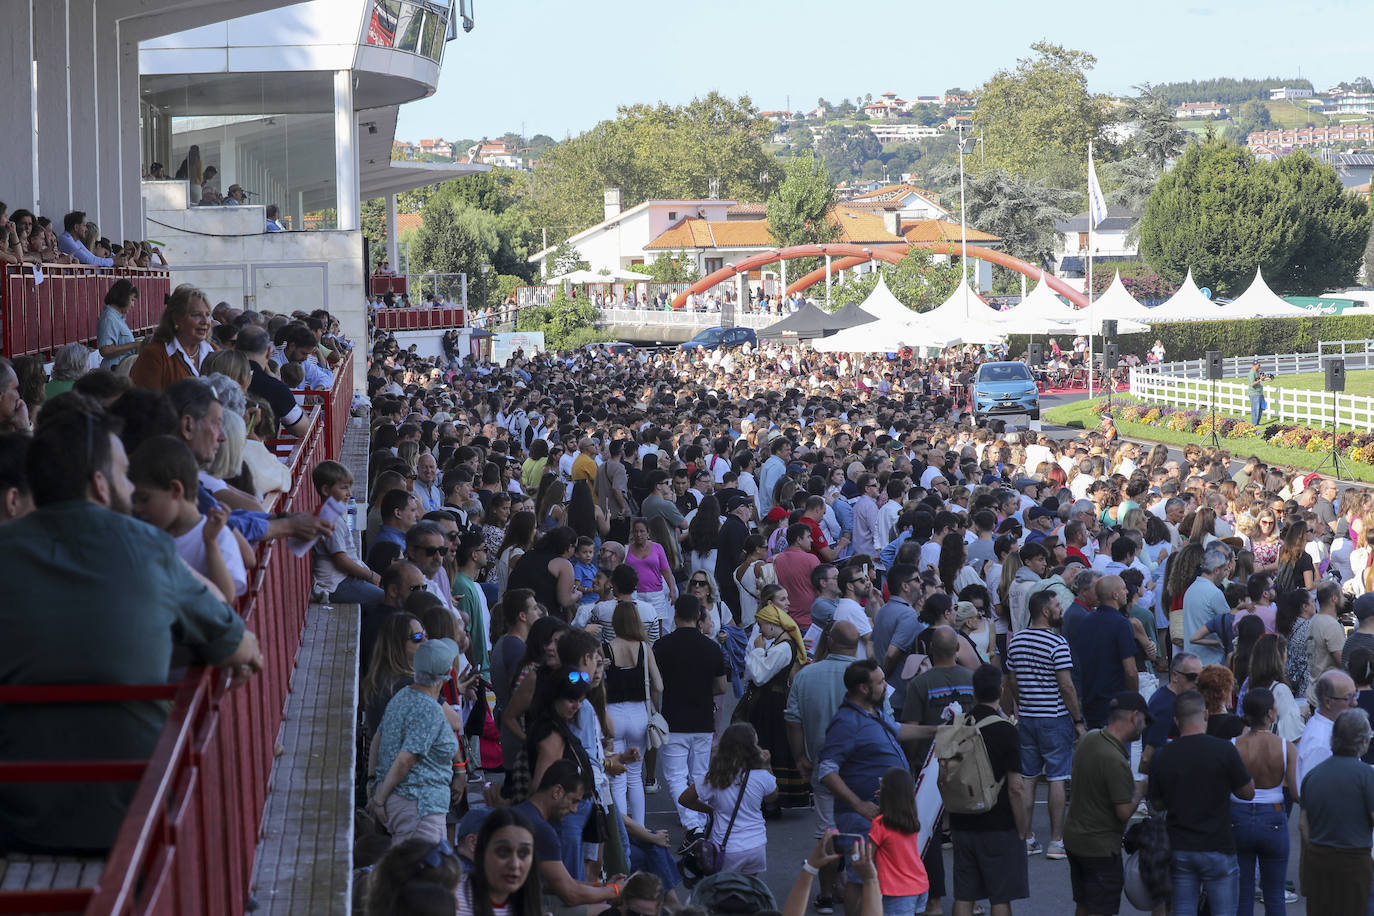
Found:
[310,459,385,605]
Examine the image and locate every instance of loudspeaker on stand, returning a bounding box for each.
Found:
[1205,350,1224,381]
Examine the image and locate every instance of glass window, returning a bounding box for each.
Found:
[366,0,401,47]
[395,4,425,53]
[420,7,446,61]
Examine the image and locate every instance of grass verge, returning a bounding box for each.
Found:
[1043,397,1374,483]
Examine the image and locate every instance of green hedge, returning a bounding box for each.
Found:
[1009,314,1374,362]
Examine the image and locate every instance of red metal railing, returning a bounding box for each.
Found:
[0,363,352,913]
[371,305,465,331]
[0,264,170,358]
[294,349,354,459]
[369,274,407,296]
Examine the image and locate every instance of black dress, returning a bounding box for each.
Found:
[744,639,809,809]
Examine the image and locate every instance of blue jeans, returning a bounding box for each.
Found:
[1250,393,1263,425]
[558,797,593,880]
[330,576,385,605]
[882,893,930,915]
[1231,801,1288,916]
[1171,850,1239,916]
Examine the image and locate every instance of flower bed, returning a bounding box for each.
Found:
[1093,397,1369,460]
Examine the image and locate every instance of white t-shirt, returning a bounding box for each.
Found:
[456,877,510,916]
[697,769,778,852]
[833,598,872,656]
[175,515,248,598]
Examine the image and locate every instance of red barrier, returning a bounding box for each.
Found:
[0,366,350,914]
[293,349,354,459]
[1,264,169,359]
[369,275,407,296]
[371,305,465,331]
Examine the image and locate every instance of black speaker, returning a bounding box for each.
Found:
[1205,350,1224,381]
[1326,357,1346,393]
[1101,319,1118,340]
[1102,343,1120,369]
[1028,342,1044,366]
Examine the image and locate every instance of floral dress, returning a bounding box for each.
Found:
[1252,538,1281,570]
[1286,616,1313,701]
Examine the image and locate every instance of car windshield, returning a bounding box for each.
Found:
[979,364,1032,382]
[694,329,726,343]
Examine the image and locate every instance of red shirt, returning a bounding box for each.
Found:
[799,516,829,557]
[773,546,820,627]
[869,815,929,896]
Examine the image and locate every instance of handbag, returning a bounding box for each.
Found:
[641,643,670,750]
[691,770,751,875]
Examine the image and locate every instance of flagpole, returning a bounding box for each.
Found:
[1087,141,1095,399]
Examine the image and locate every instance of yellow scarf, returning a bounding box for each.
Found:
[755,604,808,664]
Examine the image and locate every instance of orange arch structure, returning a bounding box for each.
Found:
[671,242,1088,309]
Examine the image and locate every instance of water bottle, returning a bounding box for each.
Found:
[348,497,358,533]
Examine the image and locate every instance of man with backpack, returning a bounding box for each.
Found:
[944,664,1029,916]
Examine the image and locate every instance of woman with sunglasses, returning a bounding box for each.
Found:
[1250,509,1282,575]
[687,573,730,641]
[362,613,427,742]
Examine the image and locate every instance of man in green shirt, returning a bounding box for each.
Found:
[1247,360,1266,425]
[451,532,491,678]
[1063,691,1150,916]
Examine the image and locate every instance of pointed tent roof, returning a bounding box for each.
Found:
[987,271,1082,333]
[1146,270,1225,322]
[811,313,961,352]
[757,301,870,340]
[915,277,1006,344]
[1224,268,1311,319]
[856,273,921,323]
[1089,272,1155,321]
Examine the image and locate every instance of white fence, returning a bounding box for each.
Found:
[1148,339,1374,380]
[594,308,776,331]
[1129,367,1374,429]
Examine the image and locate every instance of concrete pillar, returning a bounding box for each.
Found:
[386,193,399,272]
[333,69,359,231]
[68,0,97,213]
[116,32,143,239]
[33,0,72,216]
[0,0,38,212]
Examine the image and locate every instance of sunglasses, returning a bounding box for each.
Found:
[1181,671,1200,682]
[408,584,428,594]
[418,545,449,557]
[408,631,427,643]
[566,671,591,684]
[690,579,710,587]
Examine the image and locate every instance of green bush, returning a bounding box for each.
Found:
[1010,314,1374,362]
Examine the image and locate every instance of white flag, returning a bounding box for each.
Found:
[1087,148,1108,230]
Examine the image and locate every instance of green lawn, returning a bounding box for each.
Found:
[1043,397,1374,482]
[1265,369,1374,397]
[1264,99,1328,128]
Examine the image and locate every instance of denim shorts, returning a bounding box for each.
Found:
[1018,714,1075,780]
[882,892,930,916]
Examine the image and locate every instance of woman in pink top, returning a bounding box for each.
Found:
[627,517,676,634]
[868,767,929,915]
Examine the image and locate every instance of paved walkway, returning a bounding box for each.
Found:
[249,414,370,915]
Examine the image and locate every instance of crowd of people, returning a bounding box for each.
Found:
[0,204,168,269]
[339,326,1374,916]
[9,287,1374,916]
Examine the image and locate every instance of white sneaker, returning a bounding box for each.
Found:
[1025,837,1044,856]
[1046,840,1066,860]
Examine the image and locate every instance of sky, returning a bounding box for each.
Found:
[396,0,1374,144]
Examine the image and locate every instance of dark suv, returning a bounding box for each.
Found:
[680,326,758,351]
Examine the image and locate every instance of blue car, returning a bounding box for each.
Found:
[972,361,1040,422]
[680,326,758,351]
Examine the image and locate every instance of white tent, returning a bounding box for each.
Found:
[987,271,1083,334]
[914,277,1007,344]
[549,269,609,284]
[1224,268,1311,319]
[812,313,961,352]
[855,273,923,323]
[1071,275,1152,335]
[1145,269,1225,322]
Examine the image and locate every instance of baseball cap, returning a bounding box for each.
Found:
[1013,477,1039,491]
[414,637,460,680]
[456,807,489,844]
[1027,506,1055,522]
[1355,593,1374,621]
[726,494,754,512]
[1109,691,1154,725]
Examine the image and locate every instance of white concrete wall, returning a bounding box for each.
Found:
[144,179,366,390]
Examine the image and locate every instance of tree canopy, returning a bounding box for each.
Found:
[930,162,1077,274]
[519,93,780,242]
[1150,76,1312,107]
[970,42,1112,187]
[829,247,961,313]
[1138,138,1371,296]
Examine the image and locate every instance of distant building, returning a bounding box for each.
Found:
[1173,102,1229,119]
[1054,206,1140,279]
[846,183,951,221]
[1337,94,1374,115]
[1270,86,1315,100]
[463,139,525,170]
[527,197,738,277]
[759,110,794,124]
[417,138,454,158]
[1247,124,1374,148]
[868,124,943,142]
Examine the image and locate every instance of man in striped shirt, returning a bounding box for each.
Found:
[1003,589,1085,861]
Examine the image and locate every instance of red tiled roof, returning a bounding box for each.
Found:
[645,207,903,250]
[849,183,942,205]
[396,213,423,236]
[900,219,999,243]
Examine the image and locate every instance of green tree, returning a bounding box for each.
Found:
[971,42,1112,186]
[516,288,601,349]
[766,154,839,280]
[829,247,962,312]
[1099,157,1160,214]
[1124,84,1185,169]
[517,93,780,245]
[549,240,589,277]
[1138,138,1370,295]
[642,252,700,283]
[930,162,1077,274]
[1234,98,1273,137]
[814,125,883,181]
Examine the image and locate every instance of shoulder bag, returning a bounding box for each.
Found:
[691,770,751,875]
[641,642,671,750]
